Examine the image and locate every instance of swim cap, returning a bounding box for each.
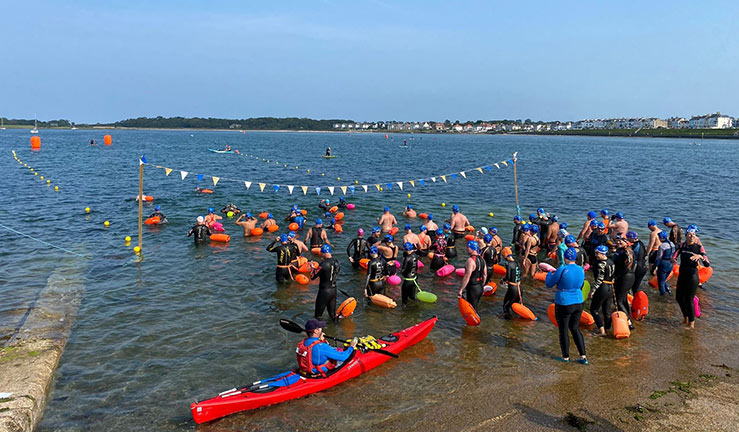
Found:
[513,215,522,222]
[560,223,568,230]
[196,216,204,223]
[537,207,545,214]
[529,213,537,222]
[436,228,444,235]
[268,213,273,219]
[597,222,605,229]
[467,240,480,251]
[658,231,668,241]
[427,214,433,220]
[316,218,323,225]
[384,206,390,212]
[325,212,331,217]
[615,211,624,220]
[480,227,488,235]
[558,229,568,239]
[687,224,699,232]
[339,197,345,202]
[590,220,599,228]
[587,211,597,219]
[531,225,540,234]
[326,200,330,204]
[551,215,558,222]
[280,234,288,243]
[490,227,498,235]
[208,208,214,213]
[501,247,513,259]
[601,209,609,216]
[404,242,414,251]
[155,205,160,211]
[405,223,412,230]
[384,234,394,243]
[443,223,451,230]
[357,228,364,236]
[419,225,427,231]
[521,224,531,232]
[288,232,296,238]
[648,219,656,227]
[595,245,609,254]
[369,246,379,255]
[483,234,493,243]
[686,227,697,234]
[331,218,336,224]
[246,212,252,218]
[564,247,578,261]
[565,235,577,244]
[407,204,412,209]
[321,244,332,254]
[626,231,638,240]
[372,226,380,233]
[663,217,672,224]
[452,204,459,213]
[293,204,298,210]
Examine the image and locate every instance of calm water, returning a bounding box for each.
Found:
[1,130,737,431]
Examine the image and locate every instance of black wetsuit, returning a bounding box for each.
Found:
[590,258,615,330]
[267,241,293,282]
[381,243,398,276]
[612,248,635,317]
[346,236,368,268]
[367,235,381,247]
[187,224,210,244]
[588,233,609,269]
[571,245,587,268]
[675,243,709,323]
[400,252,418,304]
[512,224,522,252]
[337,201,347,209]
[309,227,324,248]
[631,239,647,294]
[366,257,386,296]
[318,201,330,212]
[148,211,167,224]
[288,242,301,266]
[444,231,457,259]
[430,236,447,271]
[463,255,485,311]
[502,259,522,319]
[538,218,552,247]
[311,257,340,321]
[482,245,496,283]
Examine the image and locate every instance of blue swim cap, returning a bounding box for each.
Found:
[483,234,493,242]
[537,207,545,214]
[529,213,537,222]
[384,206,390,212]
[155,205,160,211]
[595,245,609,254]
[316,218,323,225]
[615,211,624,220]
[321,244,332,254]
[590,220,599,228]
[597,222,605,229]
[513,215,522,222]
[407,204,412,209]
[372,226,380,233]
[551,215,558,222]
[208,207,214,213]
[467,240,480,251]
[288,232,296,238]
[280,234,288,243]
[686,227,697,234]
[531,225,540,234]
[405,223,412,230]
[626,231,638,240]
[246,212,252,218]
[687,224,699,232]
[384,234,394,242]
[325,212,331,217]
[443,223,451,230]
[452,204,459,213]
[404,242,414,251]
[587,211,597,219]
[564,247,578,261]
[490,227,498,235]
[268,213,273,219]
[369,246,379,255]
[331,218,336,224]
[436,228,444,235]
[293,204,298,209]
[560,223,568,230]
[326,200,330,204]
[663,217,672,224]
[658,231,668,241]
[601,209,609,216]
[427,213,433,220]
[419,225,427,231]
[648,219,657,227]
[339,197,345,202]
[565,235,577,244]
[521,224,531,232]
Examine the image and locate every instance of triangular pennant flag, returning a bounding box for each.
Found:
[328,186,335,195]
[244,181,252,190]
[386,183,393,190]
[485,165,492,172]
[431,177,436,183]
[197,174,204,182]
[476,167,483,174]
[494,163,500,169]
[212,176,220,187]
[410,180,415,187]
[397,181,403,190]
[259,183,266,192]
[375,184,381,191]
[362,185,368,193]
[180,170,189,180]
[441,176,447,183]
[507,159,513,164]
[501,161,508,167]
[164,168,173,176]
[349,186,355,195]
[340,186,347,195]
[420,179,425,187]
[139,155,147,165]
[451,174,457,180]
[460,171,466,178]
[288,185,294,195]
[315,186,321,195]
[301,186,308,195]
[274,185,280,193]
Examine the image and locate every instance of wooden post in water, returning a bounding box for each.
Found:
[512,152,520,216]
[138,158,144,251]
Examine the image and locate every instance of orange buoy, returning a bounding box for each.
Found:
[533,271,547,282]
[301,209,308,216]
[359,258,369,269]
[418,213,428,219]
[389,227,398,236]
[580,311,595,327]
[547,303,558,326]
[104,134,112,145]
[672,266,680,277]
[298,261,317,274]
[288,222,299,231]
[210,233,231,242]
[336,297,357,318]
[267,224,279,232]
[259,212,269,219]
[631,291,649,321]
[648,270,674,288]
[200,189,214,194]
[611,311,630,338]
[698,266,713,283]
[144,195,154,201]
[458,297,481,326]
[512,303,537,320]
[250,228,263,236]
[334,224,343,233]
[493,264,506,276]
[465,225,475,232]
[483,282,497,296]
[427,252,434,260]
[329,206,338,213]
[334,212,344,221]
[627,293,633,306]
[295,274,310,284]
[144,216,160,225]
[464,234,475,241]
[311,247,322,255]
[370,293,397,308]
[30,136,41,150]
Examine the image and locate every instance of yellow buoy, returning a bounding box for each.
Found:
[355,180,358,184]
[104,220,110,227]
[47,180,51,184]
[337,177,341,181]
[489,212,495,217]
[441,202,446,207]
[40,176,44,179]
[125,236,131,242]
[34,172,38,176]
[85,207,91,213]
[307,169,310,173]
[54,186,59,191]
[321,173,325,177]
[133,246,141,254]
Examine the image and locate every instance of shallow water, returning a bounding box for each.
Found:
[0,130,737,431]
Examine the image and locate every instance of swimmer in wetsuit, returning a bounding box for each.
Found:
[612,235,636,329]
[564,235,587,268]
[587,222,609,270]
[675,227,709,329]
[318,199,330,212]
[377,234,398,276]
[430,228,447,271]
[400,242,419,305]
[364,246,386,296]
[500,247,522,319]
[267,234,294,282]
[590,245,615,337]
[512,215,523,253]
[220,203,241,216]
[481,234,497,284]
[337,197,347,209]
[311,244,340,322]
[148,205,168,224]
[305,219,330,249]
[627,231,647,294]
[443,223,457,259]
[187,216,211,244]
[652,231,675,295]
[425,214,438,242]
[458,240,486,312]
[346,228,368,268]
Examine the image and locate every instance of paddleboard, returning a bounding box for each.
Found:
[208,149,236,154]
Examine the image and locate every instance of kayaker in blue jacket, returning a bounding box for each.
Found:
[297,319,357,376]
[545,247,588,364]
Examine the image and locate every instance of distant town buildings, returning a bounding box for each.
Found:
[332,112,735,133]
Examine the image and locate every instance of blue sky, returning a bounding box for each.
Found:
[2,1,737,123]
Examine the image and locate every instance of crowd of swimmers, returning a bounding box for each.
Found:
[181,200,709,365]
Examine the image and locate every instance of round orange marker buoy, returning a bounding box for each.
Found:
[30,136,41,150]
[104,134,112,145]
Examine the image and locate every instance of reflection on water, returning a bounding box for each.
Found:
[0,130,736,430]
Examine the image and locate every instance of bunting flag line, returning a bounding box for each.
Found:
[180,170,188,180]
[212,176,220,187]
[244,181,252,190]
[301,186,308,195]
[259,183,266,192]
[288,185,294,195]
[164,168,173,176]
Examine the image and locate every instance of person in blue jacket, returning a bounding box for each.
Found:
[545,247,588,364]
[296,319,357,376]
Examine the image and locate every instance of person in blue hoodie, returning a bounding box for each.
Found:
[545,247,588,364]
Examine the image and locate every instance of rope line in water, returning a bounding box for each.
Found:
[0,222,90,259]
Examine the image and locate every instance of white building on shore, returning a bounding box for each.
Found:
[688,113,733,129]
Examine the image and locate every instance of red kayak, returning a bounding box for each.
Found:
[191,316,437,424]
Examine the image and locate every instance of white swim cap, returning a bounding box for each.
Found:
[197,216,204,223]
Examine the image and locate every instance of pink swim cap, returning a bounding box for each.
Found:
[357,228,364,236]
